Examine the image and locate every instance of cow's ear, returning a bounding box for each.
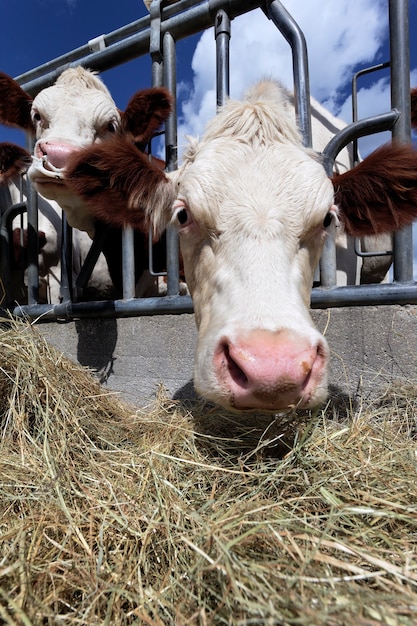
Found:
[121,87,173,146]
[0,142,32,184]
[0,73,34,131]
[411,86,417,129]
[65,136,175,235]
[332,143,417,236]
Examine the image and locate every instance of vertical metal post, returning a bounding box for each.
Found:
[266,1,339,287]
[26,183,39,305]
[163,30,180,295]
[122,226,136,299]
[60,214,73,302]
[150,0,164,87]
[389,0,413,282]
[266,0,312,147]
[215,9,230,108]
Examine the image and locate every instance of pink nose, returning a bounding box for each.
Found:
[213,328,328,411]
[36,141,80,169]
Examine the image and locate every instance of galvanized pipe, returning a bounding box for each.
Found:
[389,0,413,283]
[10,281,417,322]
[266,0,312,148]
[163,30,181,296]
[322,110,400,172]
[351,61,390,164]
[26,184,39,305]
[122,226,136,299]
[60,214,73,302]
[0,202,27,306]
[215,9,231,107]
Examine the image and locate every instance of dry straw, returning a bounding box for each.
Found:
[0,317,416,625]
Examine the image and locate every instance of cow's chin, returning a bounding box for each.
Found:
[32,177,96,237]
[195,384,329,414]
[32,177,66,197]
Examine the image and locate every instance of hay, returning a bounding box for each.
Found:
[0,318,417,625]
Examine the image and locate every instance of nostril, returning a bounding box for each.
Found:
[222,342,249,387]
[36,143,46,159]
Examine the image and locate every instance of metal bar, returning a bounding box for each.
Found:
[0,203,27,306]
[150,0,164,85]
[60,214,73,302]
[11,294,194,321]
[266,0,312,147]
[122,226,136,298]
[311,283,417,307]
[10,281,417,322]
[215,9,231,107]
[351,61,390,164]
[389,0,413,283]
[75,222,112,290]
[322,110,400,172]
[26,183,39,305]
[163,29,181,296]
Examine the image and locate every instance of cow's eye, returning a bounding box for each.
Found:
[323,205,340,230]
[177,208,188,224]
[172,202,193,230]
[32,111,42,124]
[106,120,118,133]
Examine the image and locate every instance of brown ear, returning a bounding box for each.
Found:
[121,87,173,146]
[0,72,34,131]
[411,87,417,129]
[65,136,175,234]
[0,142,32,183]
[332,143,417,236]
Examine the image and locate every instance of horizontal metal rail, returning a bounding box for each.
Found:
[9,281,417,322]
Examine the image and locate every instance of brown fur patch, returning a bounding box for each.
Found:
[122,87,173,146]
[0,73,34,131]
[0,142,31,183]
[332,143,417,236]
[65,137,174,232]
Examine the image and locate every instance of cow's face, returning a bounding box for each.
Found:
[169,138,336,412]
[27,70,120,235]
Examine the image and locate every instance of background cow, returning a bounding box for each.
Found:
[0,67,172,301]
[0,141,102,303]
[65,80,417,412]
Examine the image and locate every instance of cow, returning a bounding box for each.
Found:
[0,141,90,303]
[64,79,417,412]
[0,67,173,300]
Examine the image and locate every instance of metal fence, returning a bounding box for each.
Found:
[1,0,417,322]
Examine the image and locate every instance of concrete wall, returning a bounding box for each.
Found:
[38,304,417,409]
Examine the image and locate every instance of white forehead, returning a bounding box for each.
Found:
[178,138,334,237]
[177,81,335,233]
[32,67,118,124]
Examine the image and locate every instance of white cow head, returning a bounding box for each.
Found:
[0,67,172,237]
[65,80,417,413]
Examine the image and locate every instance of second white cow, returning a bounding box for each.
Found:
[0,67,172,300]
